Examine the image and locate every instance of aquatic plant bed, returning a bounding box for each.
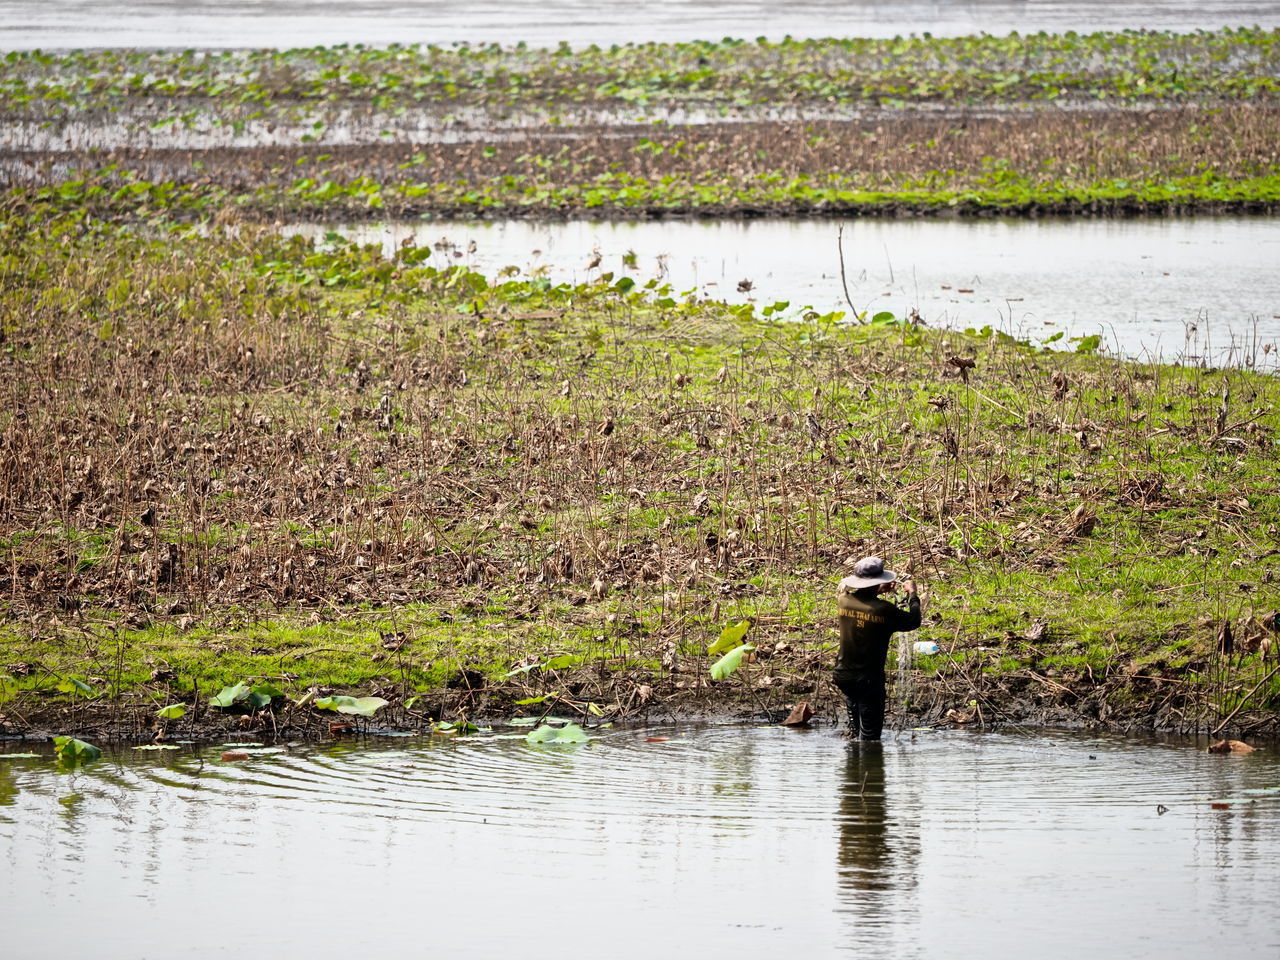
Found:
[4,31,1280,220]
[0,202,1277,741]
[4,30,1277,125]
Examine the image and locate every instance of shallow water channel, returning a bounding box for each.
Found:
[2,725,1278,959]
[2,0,1277,50]
[298,216,1280,366]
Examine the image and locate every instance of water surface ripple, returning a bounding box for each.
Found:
[2,725,1278,959]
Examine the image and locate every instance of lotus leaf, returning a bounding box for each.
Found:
[710,643,755,680]
[57,678,95,697]
[709,620,752,656]
[52,736,101,762]
[525,722,590,744]
[210,683,251,708]
[432,719,480,734]
[514,693,556,705]
[544,654,583,670]
[314,695,389,717]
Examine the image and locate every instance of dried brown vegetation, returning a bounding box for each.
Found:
[1,200,1277,740]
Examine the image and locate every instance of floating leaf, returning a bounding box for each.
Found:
[508,717,542,726]
[210,683,251,708]
[156,703,186,720]
[0,753,41,760]
[526,722,590,744]
[52,736,101,763]
[710,643,755,680]
[314,695,389,717]
[709,620,752,656]
[132,744,180,751]
[432,719,480,735]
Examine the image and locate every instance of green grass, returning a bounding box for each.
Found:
[0,202,1277,728]
[20,167,1280,221]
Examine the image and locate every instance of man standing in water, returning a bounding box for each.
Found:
[835,557,921,740]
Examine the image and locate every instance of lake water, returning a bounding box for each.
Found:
[293,215,1280,366]
[2,725,1278,959]
[1,0,1278,51]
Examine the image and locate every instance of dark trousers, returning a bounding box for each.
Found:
[834,670,885,740]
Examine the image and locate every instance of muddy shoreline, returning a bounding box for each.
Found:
[6,665,1276,745]
[235,197,1280,223]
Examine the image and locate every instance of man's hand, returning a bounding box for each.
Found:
[902,580,918,597]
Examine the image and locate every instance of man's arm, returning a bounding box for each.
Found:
[895,582,922,631]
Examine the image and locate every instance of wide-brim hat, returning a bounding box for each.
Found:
[839,556,897,591]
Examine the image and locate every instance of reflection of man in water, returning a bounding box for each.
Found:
[837,745,892,896]
[834,557,921,740]
[836,745,921,955]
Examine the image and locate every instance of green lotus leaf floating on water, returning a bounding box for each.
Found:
[431,719,481,734]
[525,722,590,744]
[314,695,389,717]
[52,736,101,764]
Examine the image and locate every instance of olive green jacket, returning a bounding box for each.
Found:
[835,592,921,674]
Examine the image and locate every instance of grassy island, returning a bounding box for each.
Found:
[0,202,1276,739]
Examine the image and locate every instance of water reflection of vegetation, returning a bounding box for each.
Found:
[0,764,17,807]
